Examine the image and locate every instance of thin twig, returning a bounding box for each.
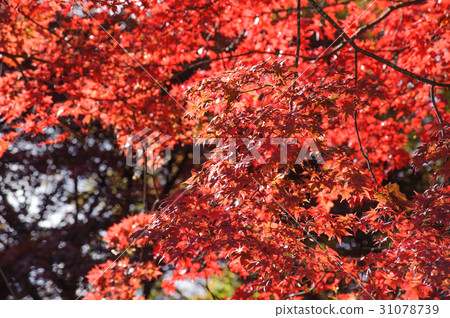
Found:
[294,0,301,69]
[151,171,160,203]
[13,6,67,42]
[430,85,445,137]
[143,147,148,212]
[353,51,378,187]
[0,267,17,299]
[204,278,219,300]
[354,50,358,86]
[290,0,302,112]
[354,111,378,187]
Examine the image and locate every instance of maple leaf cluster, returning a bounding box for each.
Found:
[0,0,449,299]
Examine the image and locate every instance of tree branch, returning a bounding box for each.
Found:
[430,85,444,125]
[204,278,220,300]
[294,0,301,69]
[354,110,378,186]
[291,0,302,112]
[15,6,66,42]
[0,267,17,299]
[430,85,445,137]
[353,51,378,186]
[302,0,425,61]
[307,0,450,88]
[0,51,50,64]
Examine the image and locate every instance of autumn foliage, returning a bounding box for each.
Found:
[0,0,449,299]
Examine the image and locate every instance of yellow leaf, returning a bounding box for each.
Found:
[385,182,407,202]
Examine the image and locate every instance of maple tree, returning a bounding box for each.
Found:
[0,0,449,299]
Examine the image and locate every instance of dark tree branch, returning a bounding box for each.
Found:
[204,278,220,300]
[143,147,148,212]
[354,110,378,187]
[291,0,302,112]
[0,189,28,235]
[307,0,450,88]
[353,51,378,186]
[294,0,301,69]
[15,6,66,42]
[430,85,444,125]
[0,51,50,64]
[74,175,79,224]
[302,0,425,61]
[0,267,17,299]
[430,85,445,137]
